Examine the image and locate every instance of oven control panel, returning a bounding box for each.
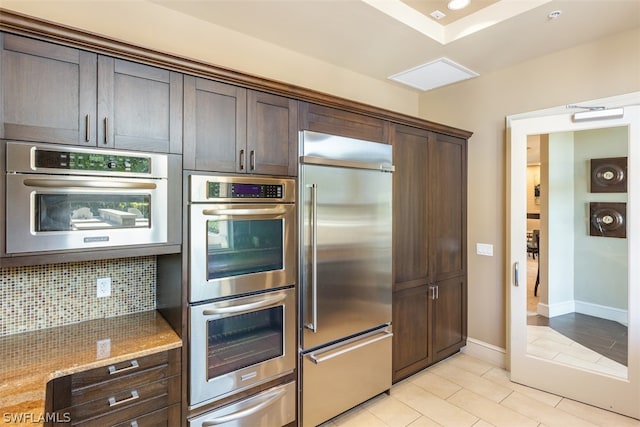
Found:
[208,182,284,199]
[34,149,151,173]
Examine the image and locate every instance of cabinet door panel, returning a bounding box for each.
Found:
[433,276,467,361]
[99,57,182,153]
[1,33,96,145]
[392,284,432,382]
[300,101,389,143]
[247,91,297,176]
[183,76,246,171]
[429,134,467,280]
[392,125,429,285]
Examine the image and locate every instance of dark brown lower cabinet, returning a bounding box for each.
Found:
[46,348,181,426]
[392,283,432,381]
[432,276,467,362]
[392,276,466,382]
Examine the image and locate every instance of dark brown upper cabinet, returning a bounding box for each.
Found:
[0,33,182,153]
[183,75,297,176]
[299,101,389,144]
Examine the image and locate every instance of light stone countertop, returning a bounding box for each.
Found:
[0,311,182,426]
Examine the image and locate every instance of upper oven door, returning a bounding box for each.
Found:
[6,174,167,253]
[189,203,296,302]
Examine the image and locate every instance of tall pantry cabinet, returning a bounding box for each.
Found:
[391,123,468,382]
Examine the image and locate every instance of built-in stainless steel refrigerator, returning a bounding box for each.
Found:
[298,130,394,427]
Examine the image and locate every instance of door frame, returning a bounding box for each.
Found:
[506,92,640,419]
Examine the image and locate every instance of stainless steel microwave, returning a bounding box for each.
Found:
[5,141,169,254]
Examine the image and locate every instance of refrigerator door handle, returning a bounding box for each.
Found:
[305,183,318,332]
[307,329,393,364]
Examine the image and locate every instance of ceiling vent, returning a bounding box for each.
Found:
[389,57,479,91]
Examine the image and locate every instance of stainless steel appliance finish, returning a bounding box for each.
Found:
[5,141,168,253]
[188,175,296,302]
[298,131,394,426]
[189,287,296,408]
[188,381,296,427]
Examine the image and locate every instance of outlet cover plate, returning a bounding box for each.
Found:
[97,277,111,298]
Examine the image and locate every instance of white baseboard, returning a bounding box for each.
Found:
[461,338,507,369]
[536,300,627,325]
[574,300,628,326]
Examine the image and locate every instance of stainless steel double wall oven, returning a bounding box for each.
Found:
[187,174,296,426]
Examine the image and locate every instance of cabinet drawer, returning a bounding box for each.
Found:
[58,375,180,425]
[112,403,180,427]
[72,351,171,388]
[72,364,173,406]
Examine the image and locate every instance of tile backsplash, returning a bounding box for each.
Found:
[1,256,156,337]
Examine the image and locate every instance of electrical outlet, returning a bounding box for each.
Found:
[96,338,111,359]
[96,277,111,298]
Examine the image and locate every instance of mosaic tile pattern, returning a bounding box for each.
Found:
[0,256,156,337]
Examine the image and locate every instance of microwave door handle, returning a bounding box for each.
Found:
[22,178,157,190]
[201,388,286,426]
[202,293,287,316]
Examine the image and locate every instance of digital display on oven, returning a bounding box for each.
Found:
[233,183,262,196]
[207,182,284,199]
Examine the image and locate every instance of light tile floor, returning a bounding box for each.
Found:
[527,325,627,378]
[319,353,640,427]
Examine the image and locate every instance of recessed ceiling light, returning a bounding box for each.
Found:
[448,0,470,10]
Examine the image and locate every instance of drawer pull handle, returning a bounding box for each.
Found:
[108,360,139,375]
[108,390,139,407]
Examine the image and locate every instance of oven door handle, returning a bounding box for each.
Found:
[202,293,287,315]
[201,207,288,217]
[22,178,157,190]
[201,387,286,426]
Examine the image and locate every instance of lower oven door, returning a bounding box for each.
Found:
[188,381,296,427]
[189,287,296,408]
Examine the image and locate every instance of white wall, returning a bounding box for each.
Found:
[545,132,575,312]
[573,127,628,312]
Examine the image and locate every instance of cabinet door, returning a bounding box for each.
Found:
[247,90,297,176]
[98,57,183,153]
[299,101,389,143]
[429,133,467,281]
[0,33,96,145]
[392,284,432,382]
[432,276,467,361]
[183,75,247,171]
[392,124,429,285]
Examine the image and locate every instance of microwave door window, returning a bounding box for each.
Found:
[207,306,284,380]
[206,218,284,280]
[34,193,151,232]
